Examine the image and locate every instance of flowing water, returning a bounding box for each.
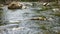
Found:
[0,2,60,34]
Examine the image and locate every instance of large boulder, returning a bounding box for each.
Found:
[8,1,23,9]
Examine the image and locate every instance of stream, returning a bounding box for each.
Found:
[0,2,60,34]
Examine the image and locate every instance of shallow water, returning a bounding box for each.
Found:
[0,2,60,34]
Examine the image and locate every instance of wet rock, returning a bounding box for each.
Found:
[8,1,29,9]
[43,3,50,6]
[30,17,47,21]
[8,1,23,9]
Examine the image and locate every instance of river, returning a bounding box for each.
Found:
[0,2,60,34]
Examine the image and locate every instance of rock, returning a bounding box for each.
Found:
[43,3,47,6]
[43,3,50,6]
[30,17,47,21]
[8,1,23,9]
